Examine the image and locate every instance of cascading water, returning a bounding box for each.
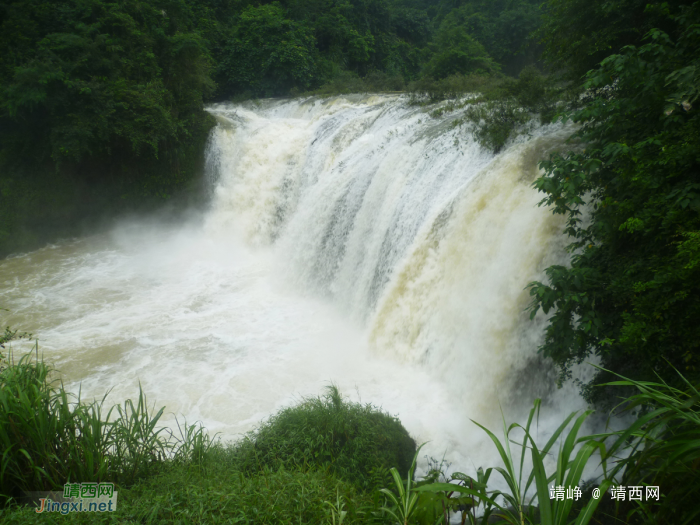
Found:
[0,94,593,475]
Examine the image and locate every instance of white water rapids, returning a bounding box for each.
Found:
[0,95,596,477]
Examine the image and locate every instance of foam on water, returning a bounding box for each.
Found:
[0,95,594,478]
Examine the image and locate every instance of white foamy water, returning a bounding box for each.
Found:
[0,94,595,477]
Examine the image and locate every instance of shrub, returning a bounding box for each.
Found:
[311,70,369,96]
[461,99,532,153]
[408,69,565,153]
[408,73,514,104]
[231,385,416,490]
[510,66,548,109]
[306,69,405,97]
[363,71,406,92]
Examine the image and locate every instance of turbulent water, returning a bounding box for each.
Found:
[0,94,594,475]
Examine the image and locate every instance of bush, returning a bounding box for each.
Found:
[231,385,416,490]
[363,70,406,92]
[407,69,564,153]
[462,99,532,153]
[306,69,405,97]
[510,66,548,109]
[311,70,369,96]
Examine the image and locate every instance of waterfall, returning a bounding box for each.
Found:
[206,95,579,406]
[0,94,591,476]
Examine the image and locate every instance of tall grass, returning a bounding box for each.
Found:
[391,371,699,525]
[404,400,607,525]
[0,351,212,504]
[595,369,700,525]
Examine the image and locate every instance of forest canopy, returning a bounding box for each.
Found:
[0,0,544,257]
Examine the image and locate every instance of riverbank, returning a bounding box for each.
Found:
[1,351,697,525]
[0,352,414,524]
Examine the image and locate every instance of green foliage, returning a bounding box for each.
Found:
[311,69,370,95]
[218,4,320,98]
[0,0,216,257]
[0,322,31,367]
[457,66,562,153]
[378,445,460,525]
[0,461,375,524]
[0,359,398,522]
[596,369,700,525]
[363,70,406,92]
[0,0,553,258]
[0,350,213,504]
[510,66,548,111]
[416,466,500,525]
[325,488,350,525]
[408,73,513,104]
[538,0,694,81]
[2,348,696,525]
[468,400,604,525]
[118,461,374,525]
[211,0,545,99]
[387,399,607,525]
[408,68,560,153]
[230,385,416,491]
[462,99,531,153]
[422,25,498,79]
[429,0,541,76]
[527,4,700,402]
[391,6,431,46]
[455,467,501,525]
[307,69,405,96]
[378,443,425,525]
[0,0,214,164]
[287,0,391,72]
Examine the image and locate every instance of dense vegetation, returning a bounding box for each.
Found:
[527,1,700,404]
[0,0,217,256]
[0,0,543,257]
[230,385,416,490]
[1,0,699,523]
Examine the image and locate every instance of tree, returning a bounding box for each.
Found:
[528,3,700,404]
[218,4,319,97]
[422,24,497,78]
[0,0,213,165]
[0,0,215,256]
[538,0,695,80]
